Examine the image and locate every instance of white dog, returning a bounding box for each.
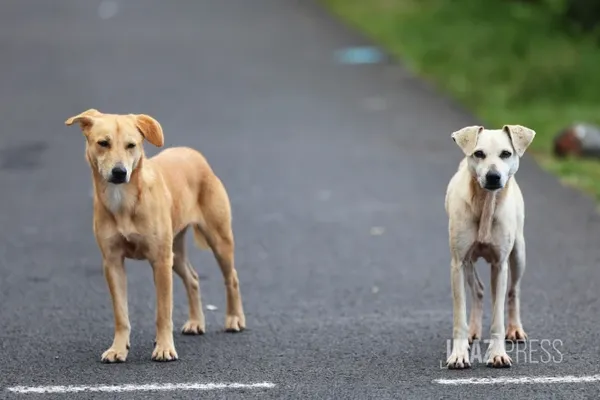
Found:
[444,125,535,369]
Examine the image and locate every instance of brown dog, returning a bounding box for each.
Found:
[65,109,245,363]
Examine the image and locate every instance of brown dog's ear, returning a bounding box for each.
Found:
[65,109,101,131]
[451,125,483,156]
[65,108,102,130]
[135,114,164,147]
[503,125,536,157]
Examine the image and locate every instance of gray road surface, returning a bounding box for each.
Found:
[1,1,600,399]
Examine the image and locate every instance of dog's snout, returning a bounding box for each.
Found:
[111,166,127,178]
[109,165,128,184]
[486,172,501,184]
[484,171,501,189]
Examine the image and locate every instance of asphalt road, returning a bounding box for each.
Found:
[1,1,600,399]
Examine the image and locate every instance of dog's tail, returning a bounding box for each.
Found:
[192,225,211,250]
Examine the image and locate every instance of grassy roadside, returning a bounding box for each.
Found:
[322,0,600,200]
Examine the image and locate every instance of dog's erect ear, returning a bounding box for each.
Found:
[451,125,483,156]
[65,109,102,131]
[503,125,536,157]
[135,114,164,147]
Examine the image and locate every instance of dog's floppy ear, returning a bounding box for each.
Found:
[135,114,164,147]
[65,109,102,131]
[451,125,483,156]
[503,125,536,157]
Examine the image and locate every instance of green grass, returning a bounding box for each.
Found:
[322,0,600,200]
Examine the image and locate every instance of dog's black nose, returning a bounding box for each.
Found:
[109,166,127,184]
[485,172,501,188]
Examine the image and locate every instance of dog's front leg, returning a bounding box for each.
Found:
[465,262,484,343]
[101,255,130,363]
[446,258,471,369]
[151,250,178,362]
[485,260,512,368]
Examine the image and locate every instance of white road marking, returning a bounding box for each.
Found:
[7,382,275,394]
[435,375,600,385]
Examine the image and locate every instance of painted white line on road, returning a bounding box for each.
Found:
[7,381,276,394]
[435,375,600,385]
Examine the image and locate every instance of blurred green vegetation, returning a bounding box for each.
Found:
[322,0,600,200]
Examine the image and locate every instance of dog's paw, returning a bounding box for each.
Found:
[151,342,178,362]
[446,340,471,369]
[181,319,205,335]
[505,325,528,343]
[101,347,128,363]
[486,352,512,368]
[447,352,471,370]
[224,314,246,333]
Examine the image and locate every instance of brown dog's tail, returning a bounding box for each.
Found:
[192,225,210,250]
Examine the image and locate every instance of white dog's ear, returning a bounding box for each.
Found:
[503,125,536,157]
[451,125,483,156]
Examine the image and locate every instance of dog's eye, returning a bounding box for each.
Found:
[473,150,486,159]
[500,150,512,159]
[126,143,136,149]
[97,140,110,148]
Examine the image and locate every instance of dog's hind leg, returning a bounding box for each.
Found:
[173,228,206,335]
[465,262,484,344]
[196,179,246,333]
[506,234,528,342]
